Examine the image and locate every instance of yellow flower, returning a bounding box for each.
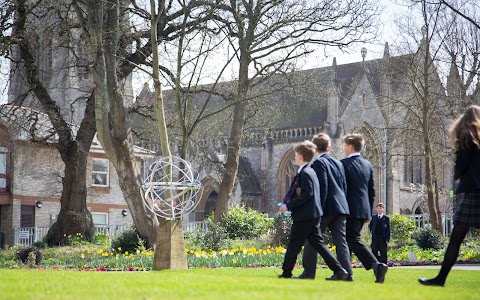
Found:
[118,247,122,251]
[97,249,104,255]
[80,253,85,259]
[232,259,237,264]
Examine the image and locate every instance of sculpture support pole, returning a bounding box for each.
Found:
[142,156,200,270]
[152,218,188,270]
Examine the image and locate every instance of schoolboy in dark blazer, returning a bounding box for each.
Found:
[298,133,352,281]
[341,134,388,283]
[278,140,347,280]
[369,203,391,264]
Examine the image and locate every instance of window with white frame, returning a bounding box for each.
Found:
[92,158,109,187]
[0,146,8,191]
[91,212,108,225]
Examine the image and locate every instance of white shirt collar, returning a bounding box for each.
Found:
[347,152,361,158]
[297,163,308,174]
[378,214,383,218]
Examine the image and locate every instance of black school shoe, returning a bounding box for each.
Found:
[418,278,445,287]
[325,267,348,281]
[278,273,292,278]
[374,263,388,283]
[294,273,315,279]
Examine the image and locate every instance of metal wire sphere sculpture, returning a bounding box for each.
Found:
[141,156,202,220]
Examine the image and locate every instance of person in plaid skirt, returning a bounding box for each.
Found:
[419,105,480,287]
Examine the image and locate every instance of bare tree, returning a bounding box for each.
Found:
[7,0,97,245]
[75,0,216,246]
[436,0,480,30]
[211,0,380,222]
[387,0,459,232]
[441,0,480,110]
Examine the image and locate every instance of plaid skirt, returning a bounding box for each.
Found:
[454,192,480,228]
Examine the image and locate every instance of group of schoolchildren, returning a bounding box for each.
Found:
[278,105,480,287]
[277,133,388,283]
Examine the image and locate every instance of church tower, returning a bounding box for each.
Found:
[7,2,133,126]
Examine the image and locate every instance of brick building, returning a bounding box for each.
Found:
[0,107,149,247]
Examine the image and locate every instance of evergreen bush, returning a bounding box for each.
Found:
[32,240,47,249]
[184,217,230,251]
[390,214,416,248]
[111,226,144,254]
[16,246,43,265]
[221,204,274,240]
[203,218,231,251]
[412,227,443,250]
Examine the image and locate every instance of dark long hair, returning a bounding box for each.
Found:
[449,105,480,151]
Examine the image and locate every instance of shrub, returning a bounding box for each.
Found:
[184,230,204,251]
[221,204,274,240]
[322,227,333,245]
[203,218,231,251]
[92,234,110,246]
[16,246,43,265]
[32,240,47,249]
[270,214,292,247]
[66,233,87,246]
[111,226,144,254]
[390,214,416,248]
[184,217,230,251]
[412,227,443,250]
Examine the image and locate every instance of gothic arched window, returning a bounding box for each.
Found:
[278,149,297,201]
[403,139,423,185]
[284,154,297,195]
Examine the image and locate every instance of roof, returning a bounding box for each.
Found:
[135,52,417,133]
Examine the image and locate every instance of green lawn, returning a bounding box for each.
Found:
[1,267,478,300]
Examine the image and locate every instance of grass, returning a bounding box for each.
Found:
[1,267,478,300]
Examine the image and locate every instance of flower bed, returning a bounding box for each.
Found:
[1,241,479,271]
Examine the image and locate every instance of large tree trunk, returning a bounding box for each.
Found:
[424,139,443,232]
[46,146,95,245]
[84,0,158,247]
[14,1,96,245]
[420,15,442,233]
[214,50,250,223]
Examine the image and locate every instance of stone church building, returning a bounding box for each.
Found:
[137,43,456,222]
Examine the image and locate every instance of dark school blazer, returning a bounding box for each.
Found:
[312,153,349,217]
[285,164,323,222]
[341,155,375,219]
